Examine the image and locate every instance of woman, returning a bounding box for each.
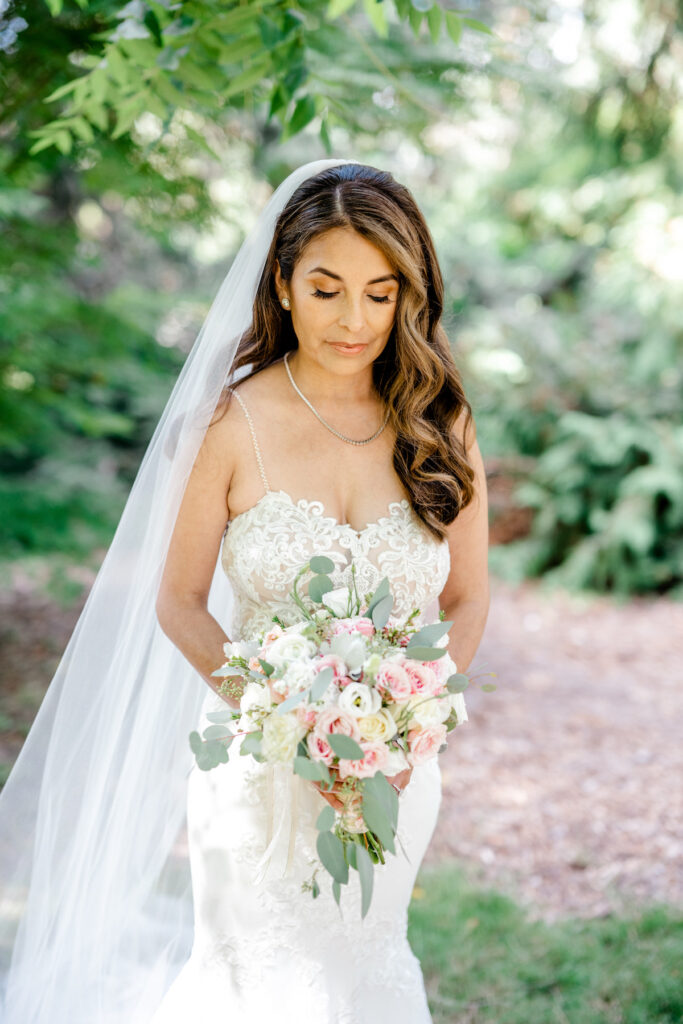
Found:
[0,159,488,1024]
[150,162,489,1022]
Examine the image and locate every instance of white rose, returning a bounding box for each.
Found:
[384,744,410,775]
[358,708,397,743]
[321,586,352,617]
[261,712,307,764]
[282,660,316,695]
[240,680,273,716]
[266,632,316,669]
[338,682,382,718]
[404,694,451,728]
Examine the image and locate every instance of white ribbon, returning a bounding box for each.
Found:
[252,762,300,885]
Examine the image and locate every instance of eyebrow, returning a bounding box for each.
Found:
[305,265,399,285]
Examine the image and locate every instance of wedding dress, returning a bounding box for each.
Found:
[149,389,456,1024]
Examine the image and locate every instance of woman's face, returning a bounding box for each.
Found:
[275,226,399,374]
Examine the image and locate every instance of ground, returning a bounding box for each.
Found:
[1,569,681,923]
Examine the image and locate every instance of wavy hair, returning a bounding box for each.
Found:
[217,162,476,540]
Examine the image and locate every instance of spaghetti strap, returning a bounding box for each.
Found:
[231,390,271,495]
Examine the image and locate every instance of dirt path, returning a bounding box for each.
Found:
[424,577,683,922]
[2,572,681,922]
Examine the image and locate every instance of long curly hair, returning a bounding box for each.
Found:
[217,162,476,540]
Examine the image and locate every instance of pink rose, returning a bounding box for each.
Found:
[307,729,335,764]
[338,740,390,780]
[295,705,319,729]
[406,723,448,766]
[314,654,348,683]
[404,662,441,697]
[261,624,285,648]
[331,616,375,638]
[375,660,412,703]
[314,707,361,742]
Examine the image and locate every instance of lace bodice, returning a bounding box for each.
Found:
[220,391,451,640]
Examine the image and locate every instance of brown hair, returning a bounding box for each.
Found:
[217,162,476,540]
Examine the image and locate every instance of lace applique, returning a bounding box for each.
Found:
[221,489,450,640]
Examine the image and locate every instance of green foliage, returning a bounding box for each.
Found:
[409,863,683,1024]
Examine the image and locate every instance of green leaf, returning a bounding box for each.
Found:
[294,756,331,783]
[144,10,164,47]
[316,804,336,831]
[463,16,493,35]
[310,665,334,701]
[332,878,342,905]
[363,0,388,37]
[45,78,82,104]
[206,709,233,723]
[408,5,423,36]
[287,94,317,136]
[426,3,442,43]
[258,658,275,676]
[202,724,233,741]
[371,593,393,630]
[445,10,462,44]
[366,577,390,616]
[310,554,335,574]
[327,732,365,760]
[327,0,357,19]
[361,792,395,853]
[407,620,453,647]
[446,672,469,693]
[403,645,447,661]
[308,573,334,602]
[356,842,374,918]
[276,688,310,714]
[240,731,263,756]
[317,830,349,884]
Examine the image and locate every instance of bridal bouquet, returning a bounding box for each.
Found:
[189,555,471,917]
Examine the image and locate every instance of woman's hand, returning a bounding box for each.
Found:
[385,766,414,795]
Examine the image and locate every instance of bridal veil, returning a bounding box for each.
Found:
[0,156,354,1024]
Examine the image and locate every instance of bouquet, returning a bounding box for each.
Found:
[190,555,473,917]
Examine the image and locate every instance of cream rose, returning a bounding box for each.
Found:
[404,694,451,728]
[265,633,316,669]
[261,712,307,763]
[358,708,397,743]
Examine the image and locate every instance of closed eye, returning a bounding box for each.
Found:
[312,288,392,304]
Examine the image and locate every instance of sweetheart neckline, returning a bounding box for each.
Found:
[225,488,414,538]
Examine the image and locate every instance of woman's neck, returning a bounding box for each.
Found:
[285,348,378,404]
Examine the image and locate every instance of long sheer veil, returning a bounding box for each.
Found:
[0,156,355,1024]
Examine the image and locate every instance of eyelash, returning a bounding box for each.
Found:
[312,288,391,304]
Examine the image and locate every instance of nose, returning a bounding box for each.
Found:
[337,293,366,333]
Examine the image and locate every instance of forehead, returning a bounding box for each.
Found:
[296,226,395,276]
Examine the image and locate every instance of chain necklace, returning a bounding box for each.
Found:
[283,350,390,446]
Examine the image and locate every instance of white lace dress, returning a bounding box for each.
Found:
[150,391,455,1024]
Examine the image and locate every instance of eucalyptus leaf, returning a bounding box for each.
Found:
[308,574,334,603]
[316,804,336,831]
[356,843,374,918]
[332,878,342,906]
[366,577,390,616]
[276,688,311,714]
[371,593,394,630]
[205,709,233,723]
[317,831,349,884]
[407,620,453,647]
[446,673,469,693]
[361,790,396,852]
[202,724,233,741]
[258,659,275,676]
[239,731,263,757]
[403,645,447,661]
[310,665,334,701]
[294,756,331,783]
[327,733,365,760]
[310,554,335,574]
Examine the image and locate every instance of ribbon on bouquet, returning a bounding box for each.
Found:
[251,761,300,885]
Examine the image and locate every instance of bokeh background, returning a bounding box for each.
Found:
[1,0,682,1020]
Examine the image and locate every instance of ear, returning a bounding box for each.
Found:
[273,259,284,299]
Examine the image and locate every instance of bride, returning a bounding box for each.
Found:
[0,159,488,1023]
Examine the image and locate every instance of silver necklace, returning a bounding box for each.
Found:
[283,350,390,446]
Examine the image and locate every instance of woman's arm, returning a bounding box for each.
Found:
[155,397,244,709]
[438,411,490,674]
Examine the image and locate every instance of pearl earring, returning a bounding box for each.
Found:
[281,297,290,309]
